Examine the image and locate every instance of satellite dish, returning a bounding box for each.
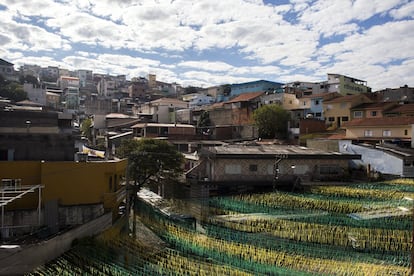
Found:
[306,114,313,118]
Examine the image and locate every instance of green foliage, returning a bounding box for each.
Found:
[253,104,290,139]
[220,84,231,96]
[0,75,27,102]
[183,86,199,94]
[197,111,211,134]
[117,138,184,188]
[80,118,93,142]
[19,74,39,86]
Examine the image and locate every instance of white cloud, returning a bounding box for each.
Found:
[390,1,414,19]
[321,20,414,64]
[0,7,71,52]
[180,70,254,87]
[0,0,412,90]
[12,56,66,69]
[0,0,75,19]
[178,61,234,72]
[298,0,404,37]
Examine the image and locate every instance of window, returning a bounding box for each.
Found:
[341,116,349,122]
[340,103,347,108]
[225,164,241,174]
[383,130,391,137]
[249,164,258,172]
[328,117,335,122]
[315,100,320,105]
[371,111,377,117]
[364,130,373,137]
[353,111,363,118]
[315,112,322,117]
[405,129,408,135]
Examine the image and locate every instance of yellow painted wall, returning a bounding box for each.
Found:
[282,93,301,110]
[0,160,127,211]
[324,95,372,128]
[345,125,412,139]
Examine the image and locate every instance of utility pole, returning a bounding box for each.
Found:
[273,154,287,191]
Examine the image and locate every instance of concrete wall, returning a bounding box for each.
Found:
[2,204,104,238]
[307,139,340,152]
[207,158,349,182]
[412,124,414,149]
[209,108,232,126]
[0,213,112,275]
[0,133,75,161]
[339,140,404,176]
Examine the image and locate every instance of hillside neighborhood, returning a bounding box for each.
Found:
[1,57,413,174]
[1,57,414,274]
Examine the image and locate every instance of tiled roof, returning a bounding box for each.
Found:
[208,102,225,109]
[386,103,414,113]
[324,94,369,104]
[351,102,397,110]
[301,92,341,100]
[226,91,264,103]
[343,117,414,127]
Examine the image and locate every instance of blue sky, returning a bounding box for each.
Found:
[0,0,413,90]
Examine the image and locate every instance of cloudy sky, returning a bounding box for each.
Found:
[0,0,413,90]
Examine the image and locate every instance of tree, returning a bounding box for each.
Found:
[80,118,93,143]
[220,84,231,96]
[253,104,290,139]
[0,75,27,102]
[183,86,198,94]
[117,138,184,188]
[196,111,211,135]
[19,74,39,86]
[116,138,185,236]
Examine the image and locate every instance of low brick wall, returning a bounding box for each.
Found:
[0,212,112,275]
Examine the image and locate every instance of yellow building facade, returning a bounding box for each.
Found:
[324,94,372,129]
[0,159,127,215]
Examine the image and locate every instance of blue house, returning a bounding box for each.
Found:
[302,93,341,121]
[230,80,284,97]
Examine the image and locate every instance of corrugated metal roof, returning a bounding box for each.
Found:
[204,143,360,159]
[131,123,195,128]
[106,113,134,119]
